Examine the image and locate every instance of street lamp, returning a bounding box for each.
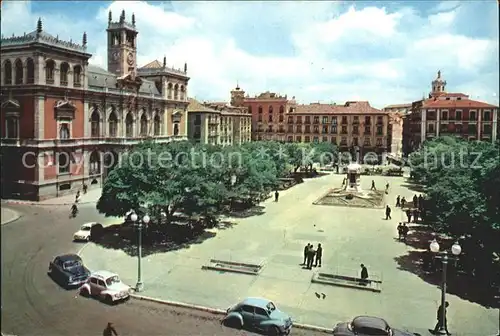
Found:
[430,239,462,335]
[130,211,150,292]
[230,174,237,186]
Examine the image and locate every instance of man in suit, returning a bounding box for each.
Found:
[314,243,323,267]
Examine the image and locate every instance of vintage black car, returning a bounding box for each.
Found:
[48,254,90,288]
[333,316,418,336]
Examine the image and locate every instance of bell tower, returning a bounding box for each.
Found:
[106,10,138,77]
[230,83,245,107]
[430,70,447,97]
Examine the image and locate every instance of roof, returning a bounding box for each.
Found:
[1,28,89,54]
[140,60,163,69]
[187,98,219,113]
[294,101,384,114]
[92,270,118,279]
[87,64,160,95]
[352,316,389,330]
[384,103,412,109]
[240,297,271,308]
[423,98,498,109]
[56,254,82,262]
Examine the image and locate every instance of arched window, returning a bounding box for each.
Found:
[153,113,161,135]
[248,106,252,114]
[108,109,117,137]
[180,85,185,100]
[173,84,179,100]
[14,59,23,84]
[279,105,284,114]
[59,123,70,139]
[140,113,148,136]
[26,58,35,84]
[258,106,263,114]
[269,106,273,114]
[125,112,134,137]
[89,151,101,175]
[60,62,69,85]
[173,123,179,136]
[73,65,82,86]
[90,108,100,137]
[167,83,173,99]
[45,60,55,83]
[4,60,12,84]
[5,117,19,138]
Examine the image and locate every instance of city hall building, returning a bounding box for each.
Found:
[0,11,190,200]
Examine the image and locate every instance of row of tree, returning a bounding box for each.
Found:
[96,140,338,225]
[409,137,500,284]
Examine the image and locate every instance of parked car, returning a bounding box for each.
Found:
[333,316,418,336]
[73,222,104,242]
[79,270,131,304]
[223,297,292,335]
[48,254,90,288]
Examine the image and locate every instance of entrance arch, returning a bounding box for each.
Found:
[89,151,101,175]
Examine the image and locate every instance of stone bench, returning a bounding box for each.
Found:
[201,259,264,275]
[312,272,382,293]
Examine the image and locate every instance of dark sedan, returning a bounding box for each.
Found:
[48,254,90,288]
[333,316,418,336]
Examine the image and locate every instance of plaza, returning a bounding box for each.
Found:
[80,173,498,336]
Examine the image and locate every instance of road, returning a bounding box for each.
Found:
[0,203,326,336]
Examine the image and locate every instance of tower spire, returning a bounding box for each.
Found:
[163,56,166,68]
[132,13,136,26]
[108,10,112,23]
[82,32,87,46]
[36,17,42,33]
[184,62,187,73]
[120,10,125,23]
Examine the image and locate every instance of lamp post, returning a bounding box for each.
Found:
[429,239,462,335]
[230,174,237,186]
[130,212,150,292]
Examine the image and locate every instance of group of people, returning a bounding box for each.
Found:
[397,223,409,242]
[70,184,88,217]
[302,243,322,269]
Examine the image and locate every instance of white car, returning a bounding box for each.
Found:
[73,222,102,242]
[79,270,131,304]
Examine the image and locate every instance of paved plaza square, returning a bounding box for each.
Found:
[81,173,498,335]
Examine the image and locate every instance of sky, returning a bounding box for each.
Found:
[1,0,499,108]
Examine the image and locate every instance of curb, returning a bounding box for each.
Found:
[130,294,332,333]
[2,199,96,206]
[0,208,22,226]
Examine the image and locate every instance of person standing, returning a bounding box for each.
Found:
[82,183,88,194]
[413,209,419,223]
[385,205,392,220]
[274,190,279,202]
[307,245,316,269]
[402,223,409,242]
[401,196,406,208]
[433,301,450,335]
[397,223,403,240]
[371,180,376,190]
[303,244,310,265]
[405,209,412,223]
[413,194,418,208]
[360,264,369,286]
[396,195,401,207]
[103,322,118,336]
[314,243,322,267]
[418,194,424,209]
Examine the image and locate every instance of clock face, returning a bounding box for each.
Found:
[112,51,120,61]
[127,52,134,65]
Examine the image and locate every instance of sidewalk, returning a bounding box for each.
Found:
[1,207,21,225]
[3,188,102,206]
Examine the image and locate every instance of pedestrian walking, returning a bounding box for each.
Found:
[314,243,322,267]
[396,195,401,207]
[397,223,403,240]
[385,182,390,192]
[371,180,376,190]
[413,194,418,208]
[401,196,406,208]
[418,194,424,209]
[307,245,316,269]
[385,205,392,220]
[103,322,118,336]
[303,244,310,265]
[75,190,81,203]
[432,301,450,335]
[359,264,369,286]
[274,190,279,202]
[82,183,88,194]
[402,223,409,242]
[413,209,419,223]
[405,209,412,223]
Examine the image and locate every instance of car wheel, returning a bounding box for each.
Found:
[80,288,90,297]
[268,326,280,336]
[104,295,114,305]
[223,316,242,329]
[86,236,90,242]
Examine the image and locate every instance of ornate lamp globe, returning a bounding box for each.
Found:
[451,242,462,256]
[130,213,138,222]
[142,214,150,224]
[430,239,440,253]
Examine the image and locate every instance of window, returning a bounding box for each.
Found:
[173,84,179,100]
[305,125,310,133]
[313,116,319,124]
[26,58,35,84]
[248,106,252,114]
[305,116,310,124]
[313,125,319,133]
[5,117,19,138]
[470,111,477,120]
[14,59,23,84]
[376,125,383,135]
[268,114,273,122]
[258,106,263,114]
[428,123,435,133]
[322,136,328,142]
[364,125,371,135]
[60,62,69,86]
[45,60,55,84]
[353,137,358,146]
[279,105,284,113]
[59,123,70,139]
[154,114,160,135]
[341,125,347,134]
[330,137,336,144]
[364,137,370,146]
[287,136,293,142]
[173,123,179,136]
[287,125,293,132]
[322,116,328,124]
[365,116,371,124]
[484,111,491,121]
[58,152,70,174]
[194,114,201,125]
[377,116,383,124]
[305,136,310,142]
[455,110,462,120]
[313,136,319,143]
[428,111,436,119]
[140,113,148,136]
[279,115,284,122]
[89,151,100,175]
[269,106,273,114]
[484,124,492,134]
[258,114,262,122]
[341,116,347,124]
[296,116,302,124]
[268,125,273,132]
[73,65,82,86]
[90,110,100,137]
[322,125,328,133]
[296,125,302,132]
[330,125,337,133]
[108,110,117,137]
[340,137,347,145]
[331,116,337,125]
[353,125,359,134]
[353,116,359,124]
[376,138,383,146]
[3,60,12,84]
[255,308,268,316]
[125,113,134,137]
[441,111,448,120]
[296,135,301,142]
[455,124,463,133]
[288,116,293,123]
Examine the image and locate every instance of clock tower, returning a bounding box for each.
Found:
[106,10,138,77]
